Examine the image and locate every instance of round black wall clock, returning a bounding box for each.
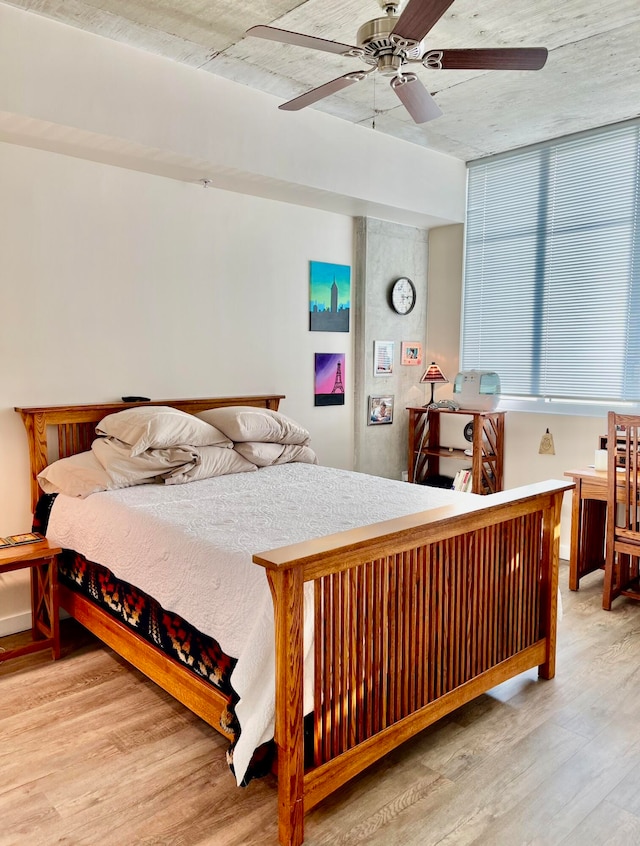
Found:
[390,277,416,315]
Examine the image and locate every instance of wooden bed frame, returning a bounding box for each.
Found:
[16,396,572,846]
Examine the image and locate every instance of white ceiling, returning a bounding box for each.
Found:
[6,0,640,161]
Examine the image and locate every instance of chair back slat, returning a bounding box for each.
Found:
[603,411,640,609]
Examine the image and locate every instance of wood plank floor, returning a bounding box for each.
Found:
[2,562,640,846]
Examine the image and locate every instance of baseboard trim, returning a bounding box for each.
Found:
[0,611,32,638]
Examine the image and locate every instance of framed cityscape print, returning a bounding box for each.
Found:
[309,261,351,333]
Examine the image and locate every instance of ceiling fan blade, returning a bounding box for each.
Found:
[246,25,361,57]
[279,71,367,112]
[391,74,442,124]
[391,0,456,46]
[422,47,548,71]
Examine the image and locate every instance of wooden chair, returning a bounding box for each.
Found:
[603,411,640,609]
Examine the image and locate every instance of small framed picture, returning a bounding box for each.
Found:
[401,341,423,366]
[374,340,394,376]
[369,395,394,425]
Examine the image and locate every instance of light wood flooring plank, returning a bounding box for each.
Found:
[2,563,640,845]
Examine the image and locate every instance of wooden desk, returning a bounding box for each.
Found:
[565,468,611,591]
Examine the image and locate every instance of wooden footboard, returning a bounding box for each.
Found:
[254,480,570,846]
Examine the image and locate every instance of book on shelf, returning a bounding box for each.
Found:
[0,532,45,549]
[452,469,473,492]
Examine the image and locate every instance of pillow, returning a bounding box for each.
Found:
[92,437,200,486]
[233,442,318,467]
[96,406,232,456]
[196,406,310,445]
[165,445,257,484]
[37,450,116,498]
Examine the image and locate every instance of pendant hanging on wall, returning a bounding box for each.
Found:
[539,428,555,455]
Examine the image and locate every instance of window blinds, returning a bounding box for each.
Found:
[462,120,640,402]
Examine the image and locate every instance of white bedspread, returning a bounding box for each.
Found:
[45,463,474,784]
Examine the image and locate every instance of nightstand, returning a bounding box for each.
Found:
[0,540,62,662]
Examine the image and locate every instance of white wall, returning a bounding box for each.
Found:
[0,4,468,635]
[0,3,466,230]
[0,142,354,633]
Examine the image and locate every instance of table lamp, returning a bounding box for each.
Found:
[420,361,448,406]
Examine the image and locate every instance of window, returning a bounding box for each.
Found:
[461,119,640,409]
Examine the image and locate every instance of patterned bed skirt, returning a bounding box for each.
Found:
[35,494,275,783]
[57,549,237,698]
[56,550,279,782]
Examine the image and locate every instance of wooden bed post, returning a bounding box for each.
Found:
[267,565,305,846]
[17,410,48,515]
[539,489,563,680]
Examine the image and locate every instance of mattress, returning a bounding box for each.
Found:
[45,462,474,783]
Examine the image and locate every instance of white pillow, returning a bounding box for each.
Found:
[196,406,310,445]
[96,406,232,456]
[233,442,318,467]
[165,445,257,484]
[92,437,200,486]
[38,450,116,498]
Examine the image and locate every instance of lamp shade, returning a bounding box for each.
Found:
[420,361,449,406]
[420,362,448,386]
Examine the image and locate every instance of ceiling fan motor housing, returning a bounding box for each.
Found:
[356,16,422,73]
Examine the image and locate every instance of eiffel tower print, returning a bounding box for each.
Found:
[331,361,344,394]
[314,353,346,407]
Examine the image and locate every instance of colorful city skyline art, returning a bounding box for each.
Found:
[309,260,350,333]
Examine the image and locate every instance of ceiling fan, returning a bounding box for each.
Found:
[246,0,547,124]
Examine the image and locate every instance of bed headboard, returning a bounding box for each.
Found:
[15,394,285,513]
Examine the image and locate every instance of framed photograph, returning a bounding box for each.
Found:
[369,395,394,425]
[314,352,346,407]
[309,261,351,333]
[374,340,394,376]
[401,341,423,366]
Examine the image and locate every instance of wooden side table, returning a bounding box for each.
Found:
[0,540,62,662]
[407,407,505,494]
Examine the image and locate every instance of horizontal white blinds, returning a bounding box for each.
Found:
[462,120,640,401]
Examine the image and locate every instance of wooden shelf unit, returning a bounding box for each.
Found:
[407,407,505,494]
[0,540,61,662]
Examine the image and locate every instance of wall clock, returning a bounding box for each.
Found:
[390,277,416,315]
